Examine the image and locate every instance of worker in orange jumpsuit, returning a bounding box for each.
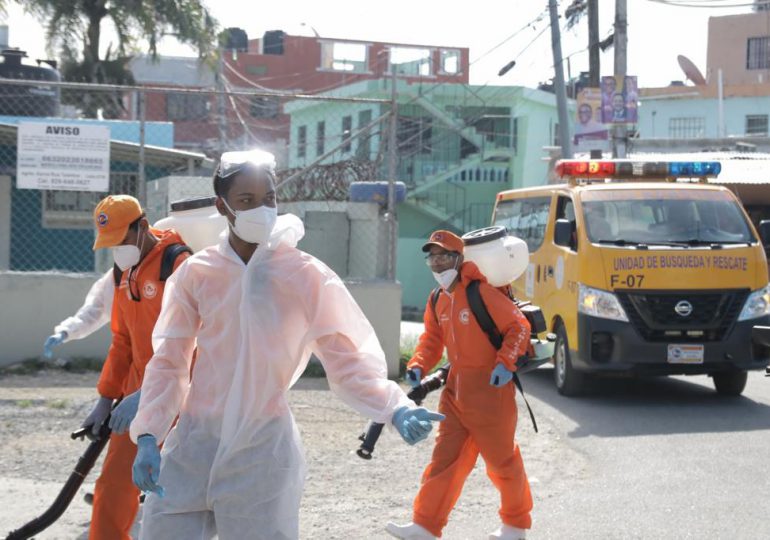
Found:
[80,195,190,540]
[387,230,533,540]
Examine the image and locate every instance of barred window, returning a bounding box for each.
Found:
[250,96,279,119]
[41,172,138,229]
[166,93,209,121]
[341,116,352,153]
[746,114,768,136]
[316,121,325,156]
[297,125,307,158]
[747,36,770,70]
[668,117,705,139]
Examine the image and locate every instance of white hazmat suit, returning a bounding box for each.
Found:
[54,270,114,341]
[130,214,412,538]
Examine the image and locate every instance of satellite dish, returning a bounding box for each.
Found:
[677,55,706,85]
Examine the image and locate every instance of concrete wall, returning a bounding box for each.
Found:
[0,272,113,366]
[0,272,403,377]
[638,95,770,139]
[707,12,770,85]
[281,201,389,279]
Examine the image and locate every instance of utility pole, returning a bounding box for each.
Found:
[613,0,628,158]
[216,47,227,154]
[386,66,398,281]
[588,0,600,87]
[548,0,573,159]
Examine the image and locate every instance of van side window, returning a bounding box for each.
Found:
[493,196,551,252]
[556,196,577,250]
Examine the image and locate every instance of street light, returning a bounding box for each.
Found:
[498,60,517,77]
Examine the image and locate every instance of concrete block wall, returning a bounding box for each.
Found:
[0,272,402,377]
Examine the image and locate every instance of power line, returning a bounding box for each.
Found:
[646,0,769,7]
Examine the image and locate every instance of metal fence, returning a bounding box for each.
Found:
[0,78,399,281]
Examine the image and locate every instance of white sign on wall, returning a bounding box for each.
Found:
[16,122,110,192]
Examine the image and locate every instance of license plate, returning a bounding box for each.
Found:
[667,344,704,364]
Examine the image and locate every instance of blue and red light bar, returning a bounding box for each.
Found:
[555,160,721,180]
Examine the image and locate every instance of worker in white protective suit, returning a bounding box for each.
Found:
[43,270,114,358]
[130,149,444,539]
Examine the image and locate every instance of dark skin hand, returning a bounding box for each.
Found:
[426,245,463,292]
[215,168,277,265]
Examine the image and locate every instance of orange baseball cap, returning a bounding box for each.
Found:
[422,230,464,254]
[92,195,143,250]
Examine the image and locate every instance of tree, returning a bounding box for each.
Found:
[22,0,218,117]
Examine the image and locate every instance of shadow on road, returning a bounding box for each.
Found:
[518,367,770,438]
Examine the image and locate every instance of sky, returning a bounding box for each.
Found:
[0,0,755,90]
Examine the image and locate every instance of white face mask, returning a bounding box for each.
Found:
[112,227,144,271]
[222,199,278,246]
[432,268,458,290]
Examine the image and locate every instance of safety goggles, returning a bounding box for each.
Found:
[216,149,276,179]
[424,252,459,265]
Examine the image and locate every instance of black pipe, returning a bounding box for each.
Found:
[356,367,449,460]
[6,419,113,540]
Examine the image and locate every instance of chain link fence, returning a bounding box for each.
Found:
[0,78,398,281]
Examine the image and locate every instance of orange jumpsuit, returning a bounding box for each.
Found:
[90,229,189,540]
[407,262,533,538]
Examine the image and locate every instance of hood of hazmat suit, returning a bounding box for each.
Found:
[131,213,411,538]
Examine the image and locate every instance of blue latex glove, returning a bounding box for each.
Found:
[109,390,141,434]
[405,367,422,388]
[43,331,67,359]
[489,363,514,387]
[132,435,164,497]
[392,406,445,445]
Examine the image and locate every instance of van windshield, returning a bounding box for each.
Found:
[581,190,755,245]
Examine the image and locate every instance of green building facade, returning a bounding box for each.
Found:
[284,79,569,311]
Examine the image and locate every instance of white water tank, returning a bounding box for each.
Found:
[154,197,227,253]
[462,226,529,287]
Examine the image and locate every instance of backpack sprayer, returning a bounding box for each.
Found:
[355,227,556,460]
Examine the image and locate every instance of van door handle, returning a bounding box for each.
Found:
[536,265,541,282]
[547,266,554,278]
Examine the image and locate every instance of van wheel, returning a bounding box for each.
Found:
[553,324,587,396]
[712,371,747,396]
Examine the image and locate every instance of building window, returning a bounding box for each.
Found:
[356,110,373,160]
[42,172,138,229]
[440,50,460,75]
[297,125,307,158]
[389,47,432,77]
[747,36,770,70]
[668,117,705,139]
[316,121,325,156]
[746,114,769,136]
[553,122,560,146]
[250,97,279,118]
[397,116,433,155]
[166,93,209,121]
[512,117,519,153]
[320,41,369,72]
[493,196,552,253]
[341,116,352,153]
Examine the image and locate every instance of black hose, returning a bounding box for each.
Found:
[355,367,450,460]
[5,420,112,540]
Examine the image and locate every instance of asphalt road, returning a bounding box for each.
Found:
[2,367,769,539]
[515,367,770,539]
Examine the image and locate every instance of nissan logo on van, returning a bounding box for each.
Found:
[674,300,693,317]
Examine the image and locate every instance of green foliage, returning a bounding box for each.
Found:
[46,398,71,409]
[23,0,218,60]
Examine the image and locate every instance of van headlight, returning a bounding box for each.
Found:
[578,284,629,322]
[738,285,770,321]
